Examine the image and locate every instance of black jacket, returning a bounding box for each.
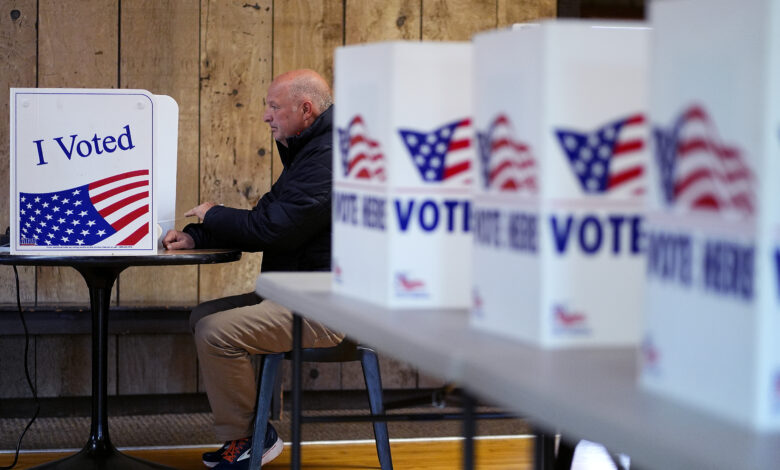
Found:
[184,106,333,272]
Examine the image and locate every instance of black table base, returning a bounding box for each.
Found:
[0,250,241,470]
[31,445,173,470]
[30,265,175,470]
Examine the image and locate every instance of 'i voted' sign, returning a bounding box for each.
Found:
[9,89,166,255]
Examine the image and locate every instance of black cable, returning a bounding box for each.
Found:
[0,266,40,470]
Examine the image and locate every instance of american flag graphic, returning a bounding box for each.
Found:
[338,115,386,181]
[395,272,425,293]
[555,113,646,197]
[477,114,537,193]
[654,105,754,216]
[399,118,473,185]
[18,169,151,247]
[641,335,660,370]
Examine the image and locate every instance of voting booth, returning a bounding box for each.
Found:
[9,88,178,255]
[332,42,474,308]
[470,21,649,347]
[640,0,780,430]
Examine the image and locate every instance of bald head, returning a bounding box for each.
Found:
[263,69,333,146]
[276,69,333,114]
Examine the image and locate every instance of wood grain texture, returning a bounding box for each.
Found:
[281,361,342,391]
[36,334,117,397]
[0,265,34,305]
[341,355,417,390]
[422,0,496,41]
[118,0,199,305]
[0,336,35,398]
[8,437,534,469]
[0,1,37,305]
[497,0,557,27]
[198,0,272,301]
[117,334,197,394]
[36,0,119,304]
[38,0,118,87]
[270,0,342,183]
[345,0,422,44]
[0,0,36,231]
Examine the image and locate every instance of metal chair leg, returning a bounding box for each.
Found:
[270,364,283,421]
[250,353,283,470]
[553,437,576,470]
[360,348,393,470]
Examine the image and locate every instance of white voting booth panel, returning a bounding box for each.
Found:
[9,88,178,255]
[640,0,780,430]
[470,21,649,348]
[332,42,474,308]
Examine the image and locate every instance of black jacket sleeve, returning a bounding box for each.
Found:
[183,147,332,253]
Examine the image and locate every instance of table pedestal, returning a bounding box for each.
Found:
[32,265,173,470]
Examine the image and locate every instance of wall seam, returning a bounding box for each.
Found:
[196,0,204,304]
[34,0,40,306]
[116,0,122,306]
[270,0,275,182]
[419,0,423,40]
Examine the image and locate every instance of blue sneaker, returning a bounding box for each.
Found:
[202,441,230,468]
[211,424,283,469]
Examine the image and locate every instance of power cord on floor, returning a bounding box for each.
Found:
[0,265,40,470]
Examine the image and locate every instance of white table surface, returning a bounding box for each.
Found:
[256,271,780,470]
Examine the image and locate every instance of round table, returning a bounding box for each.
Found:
[0,249,242,469]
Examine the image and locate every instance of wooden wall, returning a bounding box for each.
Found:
[0,0,555,400]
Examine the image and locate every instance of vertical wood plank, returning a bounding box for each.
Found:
[0,265,34,305]
[117,334,197,394]
[36,335,117,397]
[271,0,343,183]
[281,362,342,391]
[422,0,496,41]
[0,336,35,398]
[0,0,37,305]
[345,0,422,45]
[497,0,556,27]
[118,0,200,305]
[198,0,272,301]
[36,0,119,304]
[342,355,417,390]
[38,0,118,87]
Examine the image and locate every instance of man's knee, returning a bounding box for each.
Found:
[192,313,225,350]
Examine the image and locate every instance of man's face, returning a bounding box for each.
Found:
[263,81,304,147]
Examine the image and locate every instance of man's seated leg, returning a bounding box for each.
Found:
[194,297,343,468]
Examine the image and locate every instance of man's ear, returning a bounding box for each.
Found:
[301,100,313,120]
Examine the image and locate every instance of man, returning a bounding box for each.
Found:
[164,69,343,469]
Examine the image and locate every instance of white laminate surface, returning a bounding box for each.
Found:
[256,272,780,470]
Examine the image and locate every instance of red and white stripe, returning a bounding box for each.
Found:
[442,118,473,186]
[673,105,754,217]
[345,116,385,182]
[89,169,151,246]
[488,114,537,193]
[606,113,646,198]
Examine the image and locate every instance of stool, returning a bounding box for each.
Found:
[249,339,393,469]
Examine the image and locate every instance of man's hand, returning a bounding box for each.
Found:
[163,230,195,250]
[185,202,217,221]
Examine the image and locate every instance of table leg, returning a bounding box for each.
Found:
[534,428,557,470]
[31,265,173,470]
[291,313,303,470]
[553,437,575,470]
[462,391,475,470]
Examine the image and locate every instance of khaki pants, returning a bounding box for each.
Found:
[191,292,344,441]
